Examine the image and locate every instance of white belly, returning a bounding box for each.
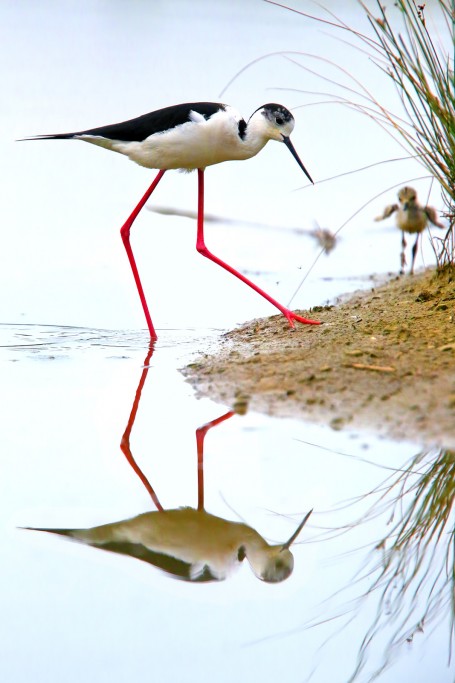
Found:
[80,108,266,170]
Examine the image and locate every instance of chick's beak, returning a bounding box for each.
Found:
[282,135,313,184]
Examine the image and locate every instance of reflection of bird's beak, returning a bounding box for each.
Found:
[281,509,313,551]
[282,135,314,184]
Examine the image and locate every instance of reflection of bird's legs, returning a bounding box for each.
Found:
[400,233,407,275]
[410,234,420,275]
[120,346,164,511]
[196,410,235,510]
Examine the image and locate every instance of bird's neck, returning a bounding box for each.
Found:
[241,118,270,157]
[238,528,276,568]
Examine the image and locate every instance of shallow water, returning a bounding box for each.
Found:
[1,324,451,683]
[1,0,452,680]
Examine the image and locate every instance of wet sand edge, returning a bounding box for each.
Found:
[183,267,455,448]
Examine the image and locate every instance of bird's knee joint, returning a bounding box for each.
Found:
[196,244,210,257]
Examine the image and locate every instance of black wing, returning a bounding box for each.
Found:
[22,102,226,142]
[26,528,218,582]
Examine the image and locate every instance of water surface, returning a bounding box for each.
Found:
[1,1,451,681]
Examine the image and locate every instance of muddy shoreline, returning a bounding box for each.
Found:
[184,268,455,448]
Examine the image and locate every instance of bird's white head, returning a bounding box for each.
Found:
[251,103,296,141]
[249,103,313,184]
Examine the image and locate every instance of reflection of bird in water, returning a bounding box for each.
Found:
[375,186,444,274]
[151,207,338,254]
[311,222,337,254]
[26,348,312,583]
[21,102,319,339]
[31,506,312,583]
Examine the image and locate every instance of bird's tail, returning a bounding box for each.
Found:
[17,132,78,142]
[20,526,74,537]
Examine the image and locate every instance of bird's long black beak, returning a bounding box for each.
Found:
[280,509,313,551]
[282,136,313,184]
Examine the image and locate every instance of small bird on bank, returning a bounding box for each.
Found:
[21,101,320,339]
[375,186,445,275]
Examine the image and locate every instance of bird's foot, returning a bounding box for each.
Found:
[284,310,321,328]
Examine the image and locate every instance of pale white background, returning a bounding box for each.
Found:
[3,0,446,332]
[0,2,450,682]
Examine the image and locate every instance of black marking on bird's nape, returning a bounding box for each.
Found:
[251,103,294,126]
[75,102,227,142]
[238,119,247,140]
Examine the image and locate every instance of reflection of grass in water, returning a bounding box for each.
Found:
[254,444,454,681]
[348,447,455,681]
[266,0,454,266]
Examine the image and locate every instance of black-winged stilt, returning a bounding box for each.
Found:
[375,186,445,275]
[22,102,320,339]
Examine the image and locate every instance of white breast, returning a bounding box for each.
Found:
[89,106,265,171]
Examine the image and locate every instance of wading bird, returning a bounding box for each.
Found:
[22,102,320,339]
[375,186,444,275]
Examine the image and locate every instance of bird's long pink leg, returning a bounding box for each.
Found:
[120,170,166,340]
[195,170,320,328]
